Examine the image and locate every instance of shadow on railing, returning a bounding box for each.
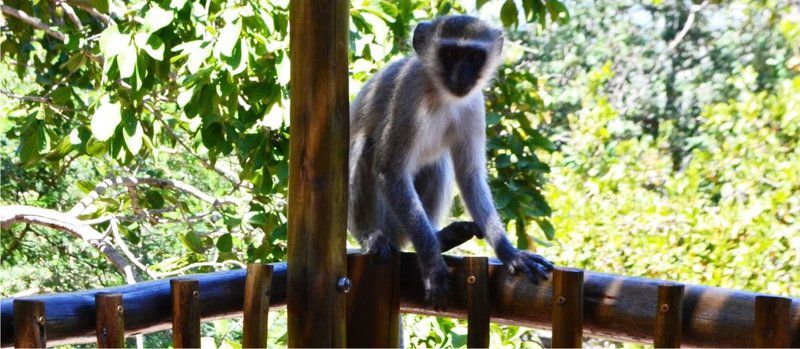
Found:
[2,252,798,348]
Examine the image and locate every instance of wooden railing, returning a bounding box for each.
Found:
[1,252,798,348]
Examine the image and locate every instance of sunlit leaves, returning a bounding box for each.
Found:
[90,102,121,141]
[143,6,174,32]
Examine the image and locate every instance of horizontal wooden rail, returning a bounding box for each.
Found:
[1,253,798,348]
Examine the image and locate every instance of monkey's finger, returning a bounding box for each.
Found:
[526,253,555,271]
[526,260,550,280]
[516,263,539,284]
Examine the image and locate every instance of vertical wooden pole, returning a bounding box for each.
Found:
[346,253,401,347]
[287,0,349,346]
[243,264,274,348]
[171,279,200,348]
[654,283,684,348]
[754,295,791,348]
[551,268,583,348]
[465,256,490,349]
[95,293,125,348]
[13,299,46,348]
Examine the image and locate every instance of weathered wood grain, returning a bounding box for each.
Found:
[754,295,791,348]
[171,279,200,348]
[286,0,350,346]
[346,253,401,347]
[242,264,273,348]
[13,299,45,348]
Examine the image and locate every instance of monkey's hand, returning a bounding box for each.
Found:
[501,250,554,283]
[422,261,450,310]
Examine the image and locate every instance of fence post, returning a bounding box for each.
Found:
[346,253,401,347]
[551,268,583,348]
[13,299,46,348]
[171,279,200,348]
[653,283,683,348]
[286,0,350,346]
[95,293,125,348]
[464,256,490,349]
[754,295,791,348]
[243,264,273,348]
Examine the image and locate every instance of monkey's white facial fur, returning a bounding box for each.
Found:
[412,15,504,102]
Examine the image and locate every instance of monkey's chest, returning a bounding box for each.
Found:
[409,113,454,170]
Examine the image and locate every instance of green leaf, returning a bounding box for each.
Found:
[476,0,490,9]
[216,233,233,253]
[217,20,242,57]
[143,6,174,32]
[536,219,555,240]
[90,102,121,141]
[117,42,137,79]
[98,26,127,59]
[545,0,569,23]
[135,33,166,61]
[89,0,109,13]
[76,180,96,194]
[181,232,204,253]
[500,0,518,28]
[145,190,165,208]
[122,115,144,154]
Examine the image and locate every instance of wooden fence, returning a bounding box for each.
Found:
[2,252,798,348]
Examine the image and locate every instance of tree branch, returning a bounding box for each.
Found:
[68,2,113,25]
[68,176,238,217]
[0,4,66,41]
[0,205,141,283]
[54,0,83,30]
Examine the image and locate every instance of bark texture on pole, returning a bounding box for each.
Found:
[242,264,273,348]
[287,0,349,347]
[13,299,46,348]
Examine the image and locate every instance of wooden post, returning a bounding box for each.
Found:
[243,264,274,348]
[551,268,583,348]
[287,0,349,346]
[95,293,125,348]
[754,295,791,348]
[654,283,684,348]
[465,256,490,349]
[171,279,200,348]
[13,299,46,348]
[346,253,401,347]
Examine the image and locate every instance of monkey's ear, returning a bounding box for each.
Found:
[413,21,434,55]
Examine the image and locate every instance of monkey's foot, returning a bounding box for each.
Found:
[505,251,555,283]
[423,262,450,310]
[363,234,396,263]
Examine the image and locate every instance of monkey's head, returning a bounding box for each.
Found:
[413,15,504,99]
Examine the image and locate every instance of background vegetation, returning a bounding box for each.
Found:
[1,0,798,347]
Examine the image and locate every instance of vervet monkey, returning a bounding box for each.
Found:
[349,15,553,306]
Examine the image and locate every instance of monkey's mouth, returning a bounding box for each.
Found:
[445,79,477,97]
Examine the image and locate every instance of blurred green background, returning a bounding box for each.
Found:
[1,0,797,347]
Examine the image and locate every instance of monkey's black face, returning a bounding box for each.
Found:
[438,44,487,97]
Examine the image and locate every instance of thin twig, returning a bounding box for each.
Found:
[0,4,66,41]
